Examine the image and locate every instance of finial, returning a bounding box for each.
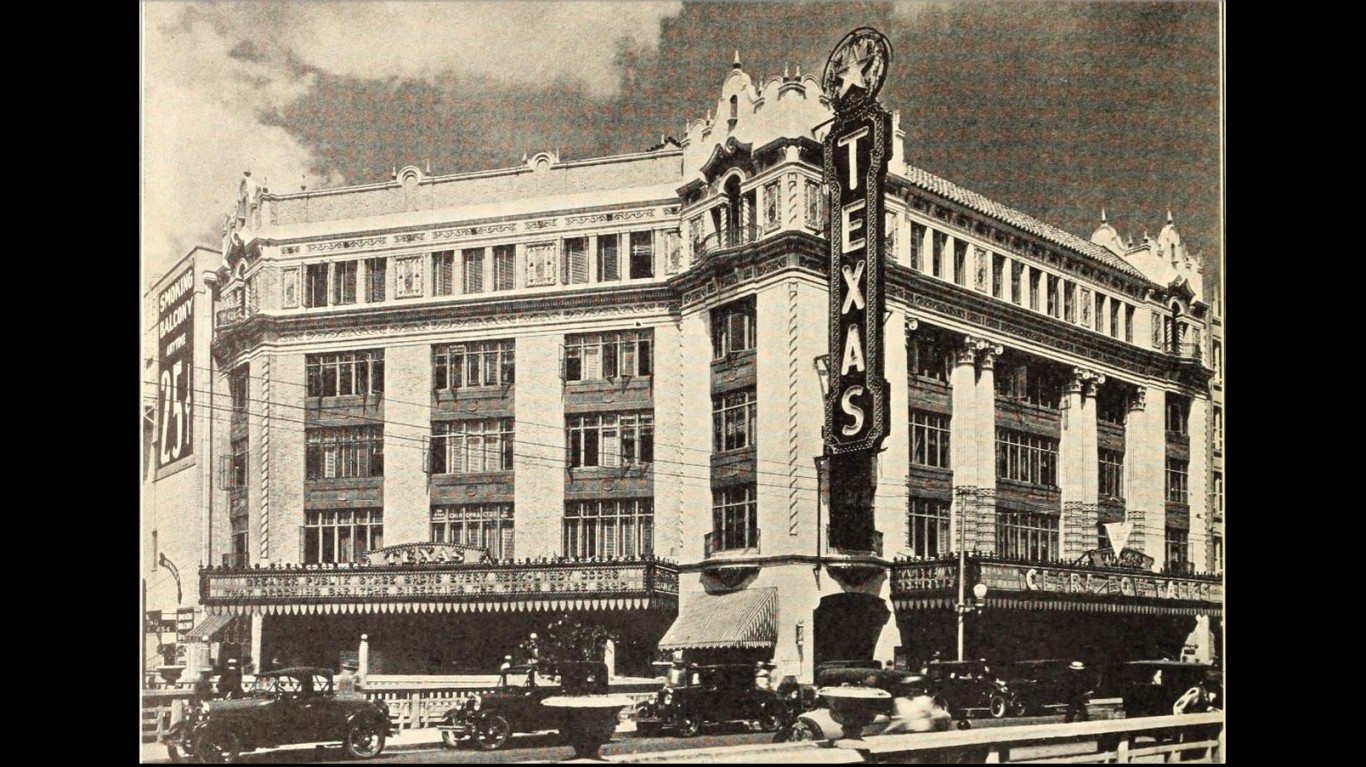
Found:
[1166,210,1174,224]
[784,63,790,80]
[426,158,431,174]
[795,64,802,78]
[733,49,741,69]
[390,166,397,180]
[1100,207,1107,224]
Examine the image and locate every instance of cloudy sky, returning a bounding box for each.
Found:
[140,1,1222,287]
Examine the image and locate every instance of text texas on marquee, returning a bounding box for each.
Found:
[822,27,892,455]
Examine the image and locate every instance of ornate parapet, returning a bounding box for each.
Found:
[199,550,679,617]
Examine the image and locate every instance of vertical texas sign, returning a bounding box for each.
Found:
[822,28,892,456]
[156,264,196,469]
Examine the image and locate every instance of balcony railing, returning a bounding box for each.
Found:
[1172,342,1204,361]
[704,529,760,558]
[216,305,248,328]
[221,551,247,569]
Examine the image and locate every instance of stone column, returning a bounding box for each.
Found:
[1124,387,1165,568]
[948,338,979,552]
[973,343,1001,554]
[1061,369,1103,559]
[879,308,912,556]
[1186,396,1210,572]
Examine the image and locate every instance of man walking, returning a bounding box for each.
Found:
[1064,661,1093,723]
[217,658,244,700]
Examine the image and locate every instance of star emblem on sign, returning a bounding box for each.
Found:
[822,27,892,110]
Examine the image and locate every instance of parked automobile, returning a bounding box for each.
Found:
[1104,660,1223,718]
[997,659,1077,716]
[187,666,393,763]
[438,661,609,751]
[633,663,788,737]
[925,659,1019,719]
[779,664,956,742]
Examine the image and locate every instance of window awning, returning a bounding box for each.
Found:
[184,613,249,643]
[658,587,777,651]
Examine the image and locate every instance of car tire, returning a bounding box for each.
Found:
[343,719,387,759]
[440,730,462,749]
[1010,696,1029,717]
[786,719,822,742]
[474,714,512,751]
[193,728,240,764]
[758,706,784,733]
[989,694,1009,719]
[675,714,702,738]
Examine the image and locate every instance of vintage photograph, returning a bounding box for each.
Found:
[141,2,1224,763]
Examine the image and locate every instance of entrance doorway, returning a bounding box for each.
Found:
[813,593,890,668]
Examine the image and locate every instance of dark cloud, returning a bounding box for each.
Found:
[273,1,1220,277]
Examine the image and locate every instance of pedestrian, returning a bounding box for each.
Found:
[1064,661,1092,723]
[191,667,215,705]
[500,655,513,672]
[337,659,363,697]
[754,661,773,691]
[217,658,244,700]
[883,675,949,734]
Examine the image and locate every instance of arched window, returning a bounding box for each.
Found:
[724,176,742,248]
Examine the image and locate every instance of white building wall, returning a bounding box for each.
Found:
[674,310,714,563]
[514,333,568,558]
[264,352,306,564]
[384,344,429,547]
[1125,387,1167,568]
[1187,396,1210,571]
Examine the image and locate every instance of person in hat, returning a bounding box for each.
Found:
[191,667,216,706]
[1064,661,1093,723]
[754,660,773,691]
[217,658,244,700]
[336,658,364,697]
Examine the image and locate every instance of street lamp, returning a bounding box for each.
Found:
[956,582,988,662]
[159,553,183,606]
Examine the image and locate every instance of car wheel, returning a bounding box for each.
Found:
[474,714,512,751]
[343,719,387,759]
[786,719,822,742]
[989,694,1009,719]
[193,728,240,764]
[440,730,462,749]
[1010,695,1029,717]
[758,707,784,733]
[1172,687,1204,715]
[675,714,702,737]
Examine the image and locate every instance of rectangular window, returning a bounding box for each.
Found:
[1151,310,1163,349]
[563,330,653,382]
[1010,262,1023,304]
[995,428,1059,487]
[230,437,248,488]
[910,410,951,468]
[932,231,946,278]
[395,255,424,298]
[433,251,456,296]
[463,248,485,294]
[431,504,514,560]
[331,261,357,305]
[230,366,249,412]
[493,245,516,291]
[1109,300,1119,339]
[567,412,654,468]
[907,497,950,558]
[365,257,387,302]
[713,389,757,452]
[563,499,653,558]
[1099,449,1124,500]
[597,235,619,282]
[1166,395,1189,435]
[430,418,514,474]
[764,181,780,231]
[954,240,967,285]
[992,254,1005,299]
[1029,270,1041,311]
[305,427,384,479]
[974,246,988,291]
[805,180,822,230]
[303,509,382,564]
[711,297,757,358]
[996,510,1059,562]
[909,333,950,383]
[1095,293,1106,335]
[711,484,758,552]
[629,231,654,279]
[1046,275,1059,317]
[1080,287,1092,328]
[1166,459,1189,504]
[994,357,1063,409]
[1125,305,1135,343]
[562,238,588,285]
[1096,384,1128,425]
[1214,471,1223,515]
[433,340,515,390]
[305,264,328,308]
[1063,280,1075,323]
[1212,340,1223,380]
[1165,528,1190,572]
[910,222,926,272]
[305,350,385,397]
[1213,406,1223,453]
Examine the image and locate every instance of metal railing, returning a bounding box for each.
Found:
[704,529,760,558]
[216,305,247,327]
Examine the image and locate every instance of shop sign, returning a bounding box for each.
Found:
[359,542,487,566]
[175,607,196,641]
[978,563,1222,604]
[822,27,893,456]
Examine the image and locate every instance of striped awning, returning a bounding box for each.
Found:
[658,587,778,651]
[184,613,249,643]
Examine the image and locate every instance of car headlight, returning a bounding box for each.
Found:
[466,694,481,711]
[662,690,673,706]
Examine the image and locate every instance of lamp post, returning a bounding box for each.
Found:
[159,553,183,606]
[953,488,988,661]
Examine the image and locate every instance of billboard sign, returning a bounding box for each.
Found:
[156,265,196,469]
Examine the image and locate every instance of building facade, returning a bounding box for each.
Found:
[164,57,1221,682]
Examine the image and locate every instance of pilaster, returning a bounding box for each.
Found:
[513,334,566,558]
[1061,368,1104,559]
[1124,387,1165,568]
[383,344,428,547]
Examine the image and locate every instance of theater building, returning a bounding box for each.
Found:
[186,56,1220,681]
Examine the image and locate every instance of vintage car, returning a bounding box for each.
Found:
[633,663,788,737]
[925,659,1020,719]
[1104,660,1223,718]
[779,664,954,742]
[438,661,609,751]
[186,666,393,763]
[997,659,1078,716]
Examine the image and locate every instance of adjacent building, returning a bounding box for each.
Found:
[147,56,1221,682]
